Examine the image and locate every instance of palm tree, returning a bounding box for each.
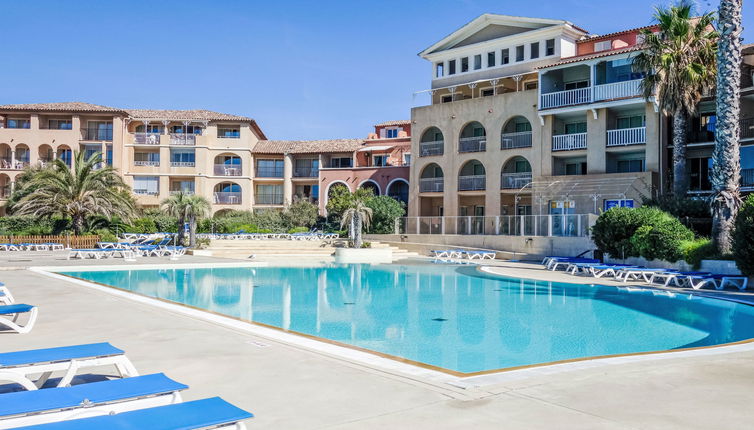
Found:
[161,192,210,247]
[634,2,717,197]
[711,0,743,254]
[11,151,134,235]
[340,198,373,249]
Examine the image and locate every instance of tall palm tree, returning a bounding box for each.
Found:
[11,151,134,235]
[161,192,210,247]
[711,0,743,254]
[340,199,373,249]
[634,2,718,197]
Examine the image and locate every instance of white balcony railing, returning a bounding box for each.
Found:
[552,133,587,151]
[134,189,159,196]
[459,136,486,153]
[170,133,196,145]
[133,132,161,145]
[501,172,532,189]
[419,140,444,157]
[214,192,242,204]
[419,177,444,192]
[540,87,591,109]
[607,127,646,146]
[214,164,242,176]
[170,161,195,167]
[397,214,593,237]
[458,175,486,191]
[134,160,159,167]
[170,190,195,195]
[594,79,642,102]
[501,131,532,149]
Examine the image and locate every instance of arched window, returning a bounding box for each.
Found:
[459,122,486,153]
[458,160,486,191]
[419,163,444,192]
[387,180,409,205]
[501,116,533,149]
[419,127,444,157]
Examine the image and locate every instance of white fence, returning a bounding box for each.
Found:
[607,127,646,146]
[594,79,642,101]
[552,133,587,151]
[397,215,593,237]
[540,87,591,109]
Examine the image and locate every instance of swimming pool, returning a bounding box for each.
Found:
[59,262,754,375]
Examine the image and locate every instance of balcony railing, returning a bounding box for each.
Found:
[594,79,642,101]
[501,172,532,189]
[134,189,159,196]
[0,158,29,169]
[552,133,587,151]
[134,160,160,167]
[501,131,532,149]
[171,161,195,167]
[540,87,591,109]
[81,128,113,141]
[419,177,444,193]
[256,166,284,178]
[133,132,161,145]
[459,136,486,153]
[419,140,444,157]
[397,214,592,237]
[170,190,195,195]
[743,168,754,187]
[214,192,242,204]
[606,127,646,146]
[255,193,284,205]
[170,133,196,145]
[458,175,486,191]
[293,167,319,177]
[214,164,242,176]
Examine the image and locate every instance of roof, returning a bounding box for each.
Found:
[253,139,364,155]
[0,102,125,113]
[375,120,411,127]
[538,46,643,69]
[124,109,253,122]
[356,145,395,152]
[579,24,657,43]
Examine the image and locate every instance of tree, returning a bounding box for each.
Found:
[282,200,318,229]
[366,195,405,234]
[711,0,743,254]
[11,151,134,235]
[634,2,717,197]
[325,184,373,221]
[732,195,754,276]
[341,198,373,248]
[161,192,210,247]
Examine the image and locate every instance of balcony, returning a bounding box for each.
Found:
[134,160,159,167]
[133,132,161,145]
[540,88,591,109]
[501,172,532,189]
[214,164,242,176]
[552,133,587,151]
[458,175,485,191]
[214,192,242,205]
[743,168,754,188]
[594,79,642,102]
[170,133,195,146]
[459,136,486,153]
[419,141,444,157]
[255,193,283,205]
[540,79,643,110]
[170,190,195,195]
[170,161,195,168]
[501,131,532,149]
[134,189,159,196]
[0,158,29,170]
[419,177,444,193]
[607,127,646,147]
[293,167,318,178]
[256,166,284,178]
[81,128,113,141]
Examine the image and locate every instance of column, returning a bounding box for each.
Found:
[283,153,293,207]
[586,108,607,174]
[540,115,554,177]
[644,103,661,173]
[10,150,16,170]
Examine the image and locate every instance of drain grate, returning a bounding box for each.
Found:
[343,302,356,305]
[432,318,448,322]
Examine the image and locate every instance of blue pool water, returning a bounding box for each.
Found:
[60,262,754,374]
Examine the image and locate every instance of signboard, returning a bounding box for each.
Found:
[604,199,635,211]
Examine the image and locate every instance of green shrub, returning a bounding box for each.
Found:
[591,207,646,258]
[282,201,318,229]
[126,217,158,234]
[96,229,118,243]
[733,194,754,276]
[288,226,310,234]
[253,210,285,232]
[366,195,405,234]
[0,216,54,235]
[629,217,694,262]
[680,238,716,269]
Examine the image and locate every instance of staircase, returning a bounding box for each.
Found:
[201,239,420,260]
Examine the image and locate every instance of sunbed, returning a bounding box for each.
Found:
[431,250,460,258]
[462,250,496,260]
[615,267,674,283]
[7,397,254,430]
[0,286,14,305]
[548,258,600,271]
[0,304,37,334]
[684,274,749,291]
[0,342,138,390]
[647,271,711,287]
[0,244,21,251]
[41,243,65,251]
[0,373,187,428]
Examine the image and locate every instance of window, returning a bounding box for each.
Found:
[481,88,495,97]
[616,115,646,129]
[294,158,318,176]
[530,42,540,59]
[134,152,160,164]
[48,119,72,130]
[171,149,195,166]
[448,59,456,75]
[170,125,201,134]
[501,49,510,64]
[616,159,644,173]
[461,57,469,72]
[524,81,538,90]
[473,54,482,70]
[689,157,712,191]
[441,94,454,103]
[218,126,240,138]
[564,80,590,90]
[487,51,495,67]
[435,62,444,77]
[595,40,612,52]
[403,153,411,166]
[546,39,555,56]
[385,128,400,138]
[294,184,317,202]
[255,184,283,205]
[514,121,532,133]
[256,159,284,177]
[373,155,388,166]
[565,122,587,134]
[330,157,352,168]
[565,162,587,175]
[137,124,162,133]
[515,45,525,62]
[171,180,195,193]
[133,176,159,195]
[6,118,30,129]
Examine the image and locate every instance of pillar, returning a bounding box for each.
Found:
[644,103,661,173]
[283,153,293,207]
[586,108,607,174]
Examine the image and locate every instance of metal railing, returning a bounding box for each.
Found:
[134,189,159,195]
[606,127,646,146]
[419,140,444,157]
[214,164,242,176]
[293,167,319,177]
[255,193,284,205]
[81,128,113,141]
[458,175,485,191]
[459,136,486,153]
[397,214,593,237]
[171,161,195,167]
[170,190,195,195]
[594,79,642,101]
[552,133,587,151]
[540,87,591,109]
[214,192,242,204]
[743,168,754,187]
[170,133,196,145]
[133,132,161,145]
[501,131,532,149]
[501,172,532,189]
[419,177,444,192]
[256,166,284,178]
[134,160,159,167]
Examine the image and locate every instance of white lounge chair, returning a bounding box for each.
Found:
[0,304,38,334]
[0,286,14,305]
[685,274,749,291]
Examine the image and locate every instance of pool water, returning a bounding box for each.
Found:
[60,262,754,374]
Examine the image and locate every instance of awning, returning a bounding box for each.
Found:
[357,145,395,152]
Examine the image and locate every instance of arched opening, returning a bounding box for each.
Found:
[386,179,409,206]
[213,182,242,205]
[14,144,30,169]
[459,121,486,153]
[456,160,487,234]
[327,181,350,198]
[501,116,533,149]
[0,173,11,199]
[0,144,11,169]
[39,144,54,166]
[458,160,486,191]
[214,153,242,176]
[56,145,72,168]
[419,163,444,192]
[358,180,380,196]
[419,127,444,157]
[501,156,532,189]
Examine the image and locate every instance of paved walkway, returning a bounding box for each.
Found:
[2,255,753,429]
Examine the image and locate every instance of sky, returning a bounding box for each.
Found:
[1,0,751,140]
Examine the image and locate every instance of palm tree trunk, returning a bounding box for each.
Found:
[176,216,186,246]
[189,215,197,248]
[72,214,84,236]
[354,213,363,248]
[672,108,689,197]
[712,0,743,254]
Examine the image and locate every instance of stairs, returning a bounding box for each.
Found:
[204,239,420,260]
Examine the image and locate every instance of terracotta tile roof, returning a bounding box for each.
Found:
[579,25,657,43]
[253,139,364,155]
[538,46,643,69]
[0,101,124,113]
[125,109,253,122]
[375,120,411,127]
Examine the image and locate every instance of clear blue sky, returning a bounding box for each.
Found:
[1,0,750,140]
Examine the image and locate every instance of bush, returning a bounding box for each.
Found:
[253,210,285,232]
[0,216,54,235]
[96,229,118,243]
[366,196,405,234]
[629,217,694,262]
[126,217,158,234]
[288,226,310,234]
[643,196,711,236]
[733,194,754,276]
[680,238,716,269]
[282,201,318,229]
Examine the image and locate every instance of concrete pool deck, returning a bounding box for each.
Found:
[2,253,754,428]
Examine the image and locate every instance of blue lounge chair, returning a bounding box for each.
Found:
[685,273,749,291]
[0,342,138,390]
[10,397,253,430]
[0,303,37,334]
[0,373,187,428]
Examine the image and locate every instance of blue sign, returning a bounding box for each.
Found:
[184,223,190,234]
[604,199,634,211]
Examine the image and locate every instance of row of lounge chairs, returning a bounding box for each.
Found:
[197,230,339,241]
[69,236,186,260]
[0,243,65,252]
[431,249,497,260]
[543,256,749,291]
[0,284,37,334]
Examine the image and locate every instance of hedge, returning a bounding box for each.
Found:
[733,195,754,276]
